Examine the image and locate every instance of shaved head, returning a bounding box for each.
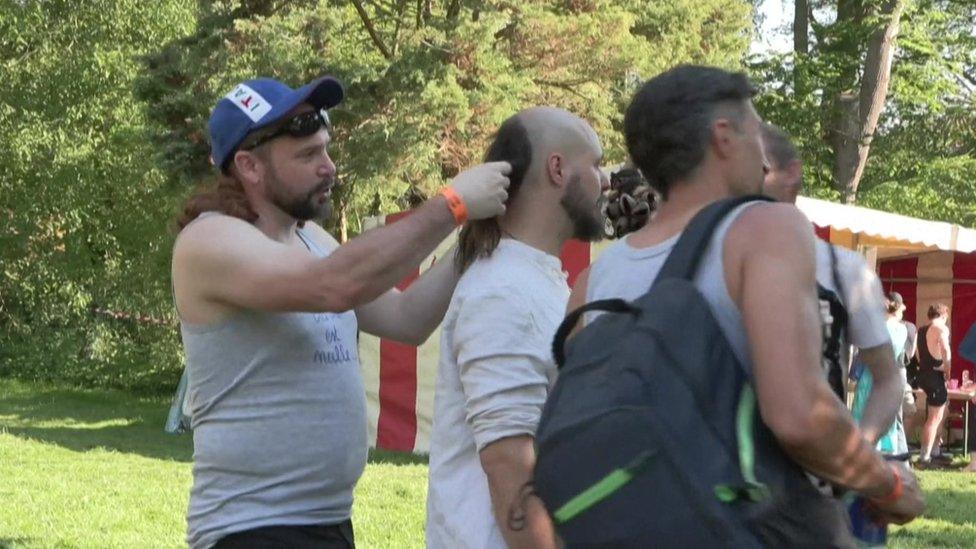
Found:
[514,106,606,241]
[517,106,601,182]
[457,107,607,271]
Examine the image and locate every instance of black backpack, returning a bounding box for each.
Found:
[533,196,851,548]
[817,244,849,403]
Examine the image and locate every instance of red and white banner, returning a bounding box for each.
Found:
[360,215,976,452]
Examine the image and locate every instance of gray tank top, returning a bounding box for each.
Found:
[180,223,366,549]
[586,202,757,369]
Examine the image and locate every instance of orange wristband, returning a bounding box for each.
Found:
[439,186,468,225]
[871,463,903,505]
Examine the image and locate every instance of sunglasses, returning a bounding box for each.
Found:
[242,109,332,150]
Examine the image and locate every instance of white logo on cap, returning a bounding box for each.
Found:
[226,84,272,122]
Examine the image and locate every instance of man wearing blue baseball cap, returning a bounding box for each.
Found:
[171,75,511,549]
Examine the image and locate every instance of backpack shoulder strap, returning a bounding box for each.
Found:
[652,194,773,289]
[552,299,640,368]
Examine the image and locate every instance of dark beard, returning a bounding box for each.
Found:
[267,166,334,222]
[561,174,605,242]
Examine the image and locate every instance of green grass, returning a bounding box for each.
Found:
[1,378,974,548]
[0,379,426,548]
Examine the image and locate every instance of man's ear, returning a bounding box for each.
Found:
[786,158,803,182]
[710,118,736,161]
[232,149,263,187]
[547,153,566,188]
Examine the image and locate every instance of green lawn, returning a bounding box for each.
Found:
[1,379,974,548]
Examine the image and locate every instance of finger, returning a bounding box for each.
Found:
[497,174,511,189]
[486,161,513,175]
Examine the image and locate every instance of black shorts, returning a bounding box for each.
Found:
[214,520,354,549]
[918,370,948,407]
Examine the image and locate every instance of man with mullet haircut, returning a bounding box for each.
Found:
[426,107,609,549]
[172,76,511,549]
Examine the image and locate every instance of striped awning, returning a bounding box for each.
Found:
[796,196,976,254]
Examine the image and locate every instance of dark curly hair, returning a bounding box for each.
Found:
[624,65,756,200]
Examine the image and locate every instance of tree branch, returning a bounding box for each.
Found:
[351,0,393,59]
[807,1,825,46]
[532,78,590,100]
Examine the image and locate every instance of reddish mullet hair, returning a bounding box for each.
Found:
[176,172,258,230]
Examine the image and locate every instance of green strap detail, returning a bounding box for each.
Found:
[714,484,738,503]
[736,386,760,485]
[553,451,654,524]
[729,385,770,502]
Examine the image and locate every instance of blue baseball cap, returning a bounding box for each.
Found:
[208,76,344,171]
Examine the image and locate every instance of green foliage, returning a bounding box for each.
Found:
[139,0,752,236]
[2,0,753,392]
[750,0,976,224]
[0,0,196,393]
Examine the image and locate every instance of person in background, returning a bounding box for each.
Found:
[851,294,911,455]
[917,303,952,467]
[760,122,901,445]
[954,323,976,472]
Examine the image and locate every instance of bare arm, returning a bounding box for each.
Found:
[938,326,952,379]
[454,291,558,546]
[855,343,903,444]
[173,162,509,315]
[480,436,558,549]
[355,249,460,345]
[728,204,894,496]
[564,267,591,339]
[905,327,917,363]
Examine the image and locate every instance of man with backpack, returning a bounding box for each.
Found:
[760,122,903,447]
[534,65,924,547]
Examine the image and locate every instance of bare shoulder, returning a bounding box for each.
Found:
[729,202,812,243]
[722,203,816,303]
[173,214,262,262]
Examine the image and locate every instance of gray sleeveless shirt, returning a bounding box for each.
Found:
[180,224,366,549]
[586,203,757,369]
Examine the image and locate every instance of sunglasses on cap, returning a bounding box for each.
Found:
[242,109,332,150]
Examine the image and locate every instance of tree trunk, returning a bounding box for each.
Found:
[794,0,808,55]
[338,202,349,243]
[793,0,809,96]
[829,0,905,203]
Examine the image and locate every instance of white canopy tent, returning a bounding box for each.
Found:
[795,196,976,260]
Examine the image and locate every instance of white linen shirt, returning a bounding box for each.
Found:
[426,239,570,549]
[816,240,889,365]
